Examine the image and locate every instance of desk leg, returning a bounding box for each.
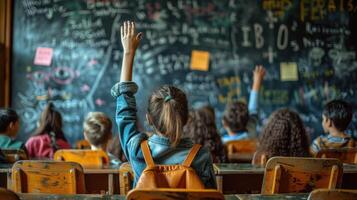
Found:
[108,173,114,195]
[216,175,223,193]
[7,171,11,189]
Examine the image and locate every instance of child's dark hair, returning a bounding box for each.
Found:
[34,103,67,151]
[323,100,353,131]
[147,85,188,146]
[223,101,249,132]
[184,105,227,163]
[0,108,19,132]
[258,108,310,158]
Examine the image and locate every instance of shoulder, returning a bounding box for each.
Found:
[26,135,49,145]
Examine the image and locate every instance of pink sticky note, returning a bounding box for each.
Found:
[34,47,53,66]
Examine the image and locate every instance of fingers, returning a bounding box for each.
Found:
[120,25,124,38]
[136,32,143,41]
[131,21,135,35]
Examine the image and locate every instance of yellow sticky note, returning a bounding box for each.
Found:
[190,50,210,71]
[280,62,298,81]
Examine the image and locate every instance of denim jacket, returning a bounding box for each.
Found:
[111,82,217,189]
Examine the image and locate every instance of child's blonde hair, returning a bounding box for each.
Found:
[147,85,188,146]
[83,112,112,147]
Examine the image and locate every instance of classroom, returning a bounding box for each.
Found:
[0,0,357,199]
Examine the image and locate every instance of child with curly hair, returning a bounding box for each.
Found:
[253,108,310,164]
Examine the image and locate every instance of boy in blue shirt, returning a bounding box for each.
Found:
[222,66,265,143]
[311,100,354,155]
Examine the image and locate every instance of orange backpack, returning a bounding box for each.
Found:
[135,140,205,189]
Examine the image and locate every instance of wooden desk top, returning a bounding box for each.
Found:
[214,163,265,174]
[234,193,308,200]
[17,193,308,200]
[214,163,357,175]
[0,163,120,174]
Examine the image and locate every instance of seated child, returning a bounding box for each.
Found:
[222,65,265,143]
[0,108,26,151]
[311,100,354,155]
[184,105,227,163]
[253,108,310,164]
[111,21,216,188]
[25,103,71,158]
[83,111,121,166]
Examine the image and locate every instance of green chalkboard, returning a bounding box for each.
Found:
[12,0,357,144]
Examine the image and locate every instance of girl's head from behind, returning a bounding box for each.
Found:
[83,112,112,149]
[185,105,226,163]
[35,103,67,150]
[147,85,188,146]
[0,108,20,137]
[258,108,310,158]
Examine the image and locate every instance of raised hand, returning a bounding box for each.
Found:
[120,21,142,53]
[252,65,266,91]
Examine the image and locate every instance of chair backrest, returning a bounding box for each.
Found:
[119,162,134,195]
[2,149,28,163]
[54,149,109,168]
[251,151,267,166]
[316,148,357,164]
[127,188,224,200]
[75,140,91,149]
[0,188,20,200]
[261,157,343,194]
[11,160,85,194]
[225,140,257,162]
[308,189,357,200]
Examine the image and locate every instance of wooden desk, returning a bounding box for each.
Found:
[0,164,120,195]
[18,193,126,200]
[214,163,357,194]
[17,193,308,200]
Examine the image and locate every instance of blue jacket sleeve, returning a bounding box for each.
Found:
[111,82,146,162]
[248,90,259,115]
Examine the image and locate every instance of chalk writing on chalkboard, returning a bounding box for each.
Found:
[12,0,357,144]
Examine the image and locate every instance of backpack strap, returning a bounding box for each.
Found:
[140,140,155,167]
[182,144,201,167]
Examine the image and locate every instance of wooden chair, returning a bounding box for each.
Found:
[2,149,28,163]
[54,149,109,168]
[225,139,257,163]
[119,162,134,195]
[251,151,267,166]
[127,188,224,200]
[11,160,85,194]
[316,148,357,164]
[261,157,343,194]
[308,189,357,200]
[75,140,91,149]
[0,188,19,200]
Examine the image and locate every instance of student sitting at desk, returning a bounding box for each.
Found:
[253,108,310,165]
[0,108,26,151]
[112,21,216,188]
[185,105,227,163]
[25,103,71,159]
[83,111,121,166]
[311,100,355,155]
[221,66,265,143]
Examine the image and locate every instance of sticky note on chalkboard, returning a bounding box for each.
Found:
[280,62,298,81]
[34,47,53,66]
[190,50,210,71]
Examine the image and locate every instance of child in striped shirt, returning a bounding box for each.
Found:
[311,100,355,155]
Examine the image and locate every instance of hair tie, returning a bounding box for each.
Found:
[164,95,173,102]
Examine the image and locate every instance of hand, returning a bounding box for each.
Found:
[120,21,143,53]
[252,65,266,91]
